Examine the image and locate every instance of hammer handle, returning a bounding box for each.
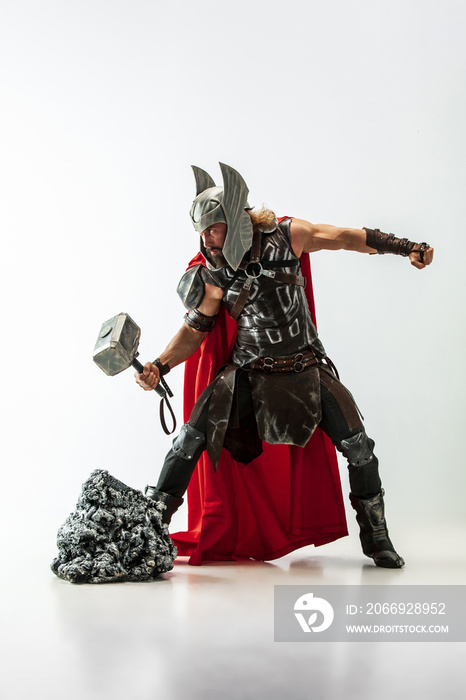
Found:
[132,358,166,398]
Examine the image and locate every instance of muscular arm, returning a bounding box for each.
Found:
[290,218,380,257]
[135,282,223,391]
[290,218,433,269]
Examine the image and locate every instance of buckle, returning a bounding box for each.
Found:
[245,262,263,279]
[293,352,304,373]
[262,357,275,373]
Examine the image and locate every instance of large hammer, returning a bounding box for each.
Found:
[93,312,176,434]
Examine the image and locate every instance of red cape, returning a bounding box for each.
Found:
[171,221,348,565]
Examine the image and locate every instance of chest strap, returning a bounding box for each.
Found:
[229,230,306,321]
[229,227,262,320]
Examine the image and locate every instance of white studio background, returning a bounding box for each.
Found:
[1,0,464,561]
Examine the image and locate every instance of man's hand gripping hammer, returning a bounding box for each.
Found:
[93,312,176,434]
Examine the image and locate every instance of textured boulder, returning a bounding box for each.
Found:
[51,469,177,583]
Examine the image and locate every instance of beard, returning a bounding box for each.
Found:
[204,247,228,269]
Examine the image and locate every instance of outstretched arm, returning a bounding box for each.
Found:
[290,218,434,269]
[134,282,223,391]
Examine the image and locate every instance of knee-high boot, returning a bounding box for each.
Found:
[349,489,405,568]
[144,423,206,525]
[340,431,404,569]
[144,487,184,525]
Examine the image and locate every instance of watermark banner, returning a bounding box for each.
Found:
[274,585,466,642]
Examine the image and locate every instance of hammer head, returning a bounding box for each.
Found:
[93,313,141,376]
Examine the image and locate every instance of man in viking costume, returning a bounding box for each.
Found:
[135,163,434,568]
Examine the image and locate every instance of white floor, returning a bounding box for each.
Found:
[2,515,465,700]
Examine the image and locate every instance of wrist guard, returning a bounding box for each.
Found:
[365,228,431,263]
[184,308,218,332]
[364,228,419,257]
[153,357,170,376]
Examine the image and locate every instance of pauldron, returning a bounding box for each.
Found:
[177,265,205,310]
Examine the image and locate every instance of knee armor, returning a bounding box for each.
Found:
[172,423,206,460]
[340,430,375,467]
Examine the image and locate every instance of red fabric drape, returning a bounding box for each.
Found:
[170,220,348,564]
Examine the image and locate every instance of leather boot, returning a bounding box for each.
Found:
[349,489,405,568]
[145,486,184,525]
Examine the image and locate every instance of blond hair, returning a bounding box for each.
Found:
[247,204,278,233]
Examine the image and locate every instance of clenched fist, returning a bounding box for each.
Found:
[134,362,160,391]
[409,244,434,270]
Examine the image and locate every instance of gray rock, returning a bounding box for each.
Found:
[51,469,177,583]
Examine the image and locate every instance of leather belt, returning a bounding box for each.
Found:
[246,349,319,374]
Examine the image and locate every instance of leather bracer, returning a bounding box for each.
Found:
[184,308,218,332]
[364,228,419,256]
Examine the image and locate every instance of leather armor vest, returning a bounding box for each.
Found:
[205,218,326,366]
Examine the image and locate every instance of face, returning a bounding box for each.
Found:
[201,223,227,267]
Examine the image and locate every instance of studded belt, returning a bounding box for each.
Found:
[246,349,319,374]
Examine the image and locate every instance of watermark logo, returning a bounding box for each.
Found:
[294,592,334,633]
[275,585,465,642]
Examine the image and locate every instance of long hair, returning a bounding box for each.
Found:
[247,204,278,233]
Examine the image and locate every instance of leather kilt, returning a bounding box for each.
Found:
[187,347,360,469]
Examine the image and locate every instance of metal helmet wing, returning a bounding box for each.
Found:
[189,163,254,271]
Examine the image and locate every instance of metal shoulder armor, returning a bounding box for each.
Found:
[176,265,206,310]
